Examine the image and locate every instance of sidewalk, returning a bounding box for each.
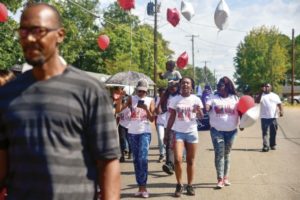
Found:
[120,107,300,200]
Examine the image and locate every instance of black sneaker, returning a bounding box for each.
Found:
[174,184,184,197]
[186,185,195,196]
[119,156,125,162]
[128,153,132,159]
[162,163,174,175]
[262,147,269,152]
[158,155,164,163]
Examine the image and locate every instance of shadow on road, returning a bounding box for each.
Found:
[207,148,261,152]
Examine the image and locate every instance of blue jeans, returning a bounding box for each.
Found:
[128,133,151,186]
[261,118,277,148]
[210,127,237,179]
[156,124,165,156]
[174,130,198,144]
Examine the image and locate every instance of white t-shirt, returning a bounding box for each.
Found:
[164,94,179,128]
[161,70,182,81]
[207,94,239,131]
[169,94,203,133]
[118,107,131,128]
[128,95,153,134]
[155,96,167,125]
[260,92,281,118]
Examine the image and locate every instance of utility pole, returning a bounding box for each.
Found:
[291,28,295,105]
[153,0,158,97]
[186,35,198,81]
[202,60,210,83]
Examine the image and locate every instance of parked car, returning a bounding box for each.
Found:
[287,95,300,104]
[292,95,300,103]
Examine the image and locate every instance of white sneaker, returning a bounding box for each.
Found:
[223,177,231,186]
[134,191,149,198]
[216,179,224,189]
[141,191,149,198]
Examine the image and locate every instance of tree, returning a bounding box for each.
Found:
[100,3,174,86]
[179,64,216,91]
[234,26,289,93]
[0,1,24,69]
[0,0,174,82]
[55,0,103,71]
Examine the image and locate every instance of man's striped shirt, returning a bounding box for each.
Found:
[0,66,120,200]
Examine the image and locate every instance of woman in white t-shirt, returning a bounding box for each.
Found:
[166,77,203,197]
[206,76,240,189]
[115,79,155,198]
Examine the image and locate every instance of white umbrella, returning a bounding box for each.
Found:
[105,71,155,86]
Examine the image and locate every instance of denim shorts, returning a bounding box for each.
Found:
[174,130,198,144]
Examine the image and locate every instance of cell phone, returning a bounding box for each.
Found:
[137,100,144,106]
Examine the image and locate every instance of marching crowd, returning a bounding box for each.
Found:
[0,2,283,200]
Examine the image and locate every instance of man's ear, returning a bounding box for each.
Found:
[57,28,65,44]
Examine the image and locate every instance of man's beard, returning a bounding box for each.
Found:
[25,56,45,67]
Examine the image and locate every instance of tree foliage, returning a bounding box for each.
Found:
[100,2,174,87]
[0,19,23,69]
[234,26,289,93]
[0,0,174,85]
[179,65,216,90]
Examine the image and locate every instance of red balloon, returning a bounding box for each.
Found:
[118,0,135,11]
[0,3,8,23]
[167,8,180,27]
[97,35,110,50]
[176,52,188,69]
[237,95,255,114]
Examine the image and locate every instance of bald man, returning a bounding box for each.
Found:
[0,3,120,200]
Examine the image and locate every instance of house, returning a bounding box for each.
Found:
[281,85,300,97]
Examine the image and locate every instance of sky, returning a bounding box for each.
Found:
[100,0,300,81]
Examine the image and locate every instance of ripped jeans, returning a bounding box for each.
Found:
[210,127,237,179]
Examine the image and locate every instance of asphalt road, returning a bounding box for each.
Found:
[120,106,300,200]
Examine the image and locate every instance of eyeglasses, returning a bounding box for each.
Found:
[16,26,59,39]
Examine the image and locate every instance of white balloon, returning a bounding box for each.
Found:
[214,0,230,30]
[181,1,195,21]
[239,105,260,129]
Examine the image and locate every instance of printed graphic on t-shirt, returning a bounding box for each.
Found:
[176,106,194,121]
[131,107,147,121]
[214,105,235,116]
[120,112,130,121]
